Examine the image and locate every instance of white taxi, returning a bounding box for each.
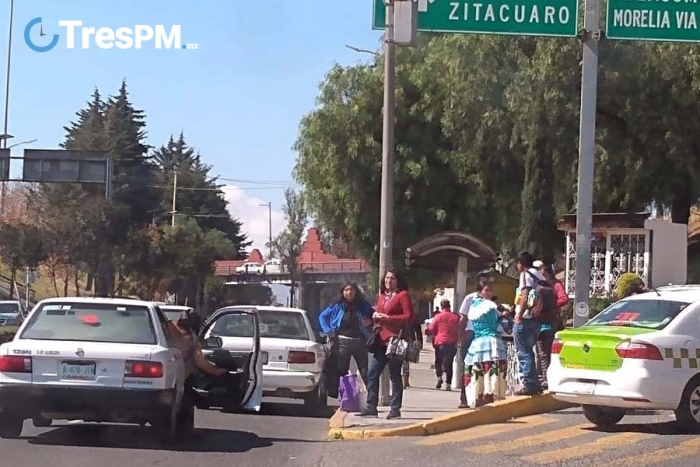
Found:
[203,306,327,411]
[0,297,262,440]
[548,285,700,432]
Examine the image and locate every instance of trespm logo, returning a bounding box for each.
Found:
[24,18,199,52]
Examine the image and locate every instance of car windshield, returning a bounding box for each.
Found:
[587,299,690,330]
[20,302,156,344]
[0,303,19,314]
[212,309,309,340]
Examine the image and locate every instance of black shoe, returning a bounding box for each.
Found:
[515,388,541,396]
[436,378,443,389]
[386,410,401,420]
[359,409,378,417]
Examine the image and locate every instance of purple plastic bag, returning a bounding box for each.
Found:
[338,373,360,412]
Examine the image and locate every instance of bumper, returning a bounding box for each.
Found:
[262,369,321,398]
[0,383,176,422]
[547,358,682,410]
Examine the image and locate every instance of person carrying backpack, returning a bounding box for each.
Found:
[513,252,556,396]
[535,262,569,390]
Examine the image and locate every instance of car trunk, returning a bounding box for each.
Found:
[26,340,156,388]
[558,325,657,372]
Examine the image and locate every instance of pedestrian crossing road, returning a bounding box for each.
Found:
[409,408,700,467]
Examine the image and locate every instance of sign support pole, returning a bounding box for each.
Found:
[378,0,396,408]
[573,0,601,327]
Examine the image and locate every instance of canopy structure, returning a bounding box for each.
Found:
[405,231,498,274]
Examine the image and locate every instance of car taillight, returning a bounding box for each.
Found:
[125,361,163,378]
[551,338,563,354]
[288,351,316,364]
[615,342,663,361]
[0,355,32,373]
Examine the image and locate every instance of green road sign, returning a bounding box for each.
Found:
[606,0,700,42]
[373,0,579,38]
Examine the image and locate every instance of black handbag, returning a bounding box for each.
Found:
[366,325,383,354]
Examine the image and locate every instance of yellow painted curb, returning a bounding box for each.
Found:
[327,393,573,440]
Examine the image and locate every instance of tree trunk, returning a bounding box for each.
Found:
[671,173,693,225]
[74,269,81,296]
[9,270,15,299]
[63,269,69,297]
[50,265,59,297]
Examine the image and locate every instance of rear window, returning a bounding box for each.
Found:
[0,303,19,314]
[588,299,690,330]
[20,302,156,344]
[212,310,309,340]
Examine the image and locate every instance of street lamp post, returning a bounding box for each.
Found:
[2,0,14,151]
[259,202,273,260]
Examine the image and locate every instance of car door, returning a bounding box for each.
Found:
[199,307,262,411]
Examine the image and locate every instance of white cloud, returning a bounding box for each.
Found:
[221,185,286,257]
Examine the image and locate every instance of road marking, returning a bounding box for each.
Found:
[415,415,555,446]
[467,423,592,454]
[523,432,653,464]
[596,437,700,467]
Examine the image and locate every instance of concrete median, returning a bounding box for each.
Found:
[328,393,573,440]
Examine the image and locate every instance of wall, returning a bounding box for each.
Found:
[645,219,688,287]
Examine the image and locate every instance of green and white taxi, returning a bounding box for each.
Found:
[548,285,700,431]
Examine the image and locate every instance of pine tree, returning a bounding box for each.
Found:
[152,132,249,258]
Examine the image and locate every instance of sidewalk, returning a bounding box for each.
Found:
[330,342,572,439]
[342,347,462,430]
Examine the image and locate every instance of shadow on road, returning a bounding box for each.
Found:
[26,424,313,453]
[229,401,337,419]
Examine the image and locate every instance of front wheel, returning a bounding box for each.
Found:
[675,376,700,433]
[582,405,626,427]
[0,415,23,439]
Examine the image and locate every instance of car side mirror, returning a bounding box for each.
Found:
[203,336,223,349]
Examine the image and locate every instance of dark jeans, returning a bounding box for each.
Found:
[537,329,554,389]
[366,349,404,413]
[434,344,458,384]
[335,336,369,385]
[513,319,541,392]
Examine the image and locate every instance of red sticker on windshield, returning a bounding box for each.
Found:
[614,312,640,321]
[79,315,100,325]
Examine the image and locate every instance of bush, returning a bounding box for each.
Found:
[0,326,18,344]
[616,273,644,300]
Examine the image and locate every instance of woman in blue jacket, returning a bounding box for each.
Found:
[319,282,374,384]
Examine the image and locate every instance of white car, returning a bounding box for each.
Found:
[203,306,327,410]
[0,297,262,440]
[548,285,700,432]
[236,262,263,274]
[0,301,23,327]
[263,259,283,274]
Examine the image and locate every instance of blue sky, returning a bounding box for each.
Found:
[0,0,383,253]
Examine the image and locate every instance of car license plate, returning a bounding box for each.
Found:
[60,362,96,381]
[261,352,268,365]
[569,381,596,395]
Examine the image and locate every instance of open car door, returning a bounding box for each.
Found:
[198,307,263,411]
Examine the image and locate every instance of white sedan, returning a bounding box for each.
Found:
[0,297,263,440]
[203,306,328,411]
[236,262,263,274]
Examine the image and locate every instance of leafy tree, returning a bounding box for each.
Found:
[272,188,308,305]
[0,223,47,297]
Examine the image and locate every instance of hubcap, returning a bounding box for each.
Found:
[689,386,700,423]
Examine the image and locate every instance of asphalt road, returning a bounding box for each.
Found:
[2,404,699,467]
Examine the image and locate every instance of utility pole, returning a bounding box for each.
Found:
[378,0,396,407]
[573,0,601,327]
[260,202,273,259]
[0,0,15,216]
[171,169,178,228]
